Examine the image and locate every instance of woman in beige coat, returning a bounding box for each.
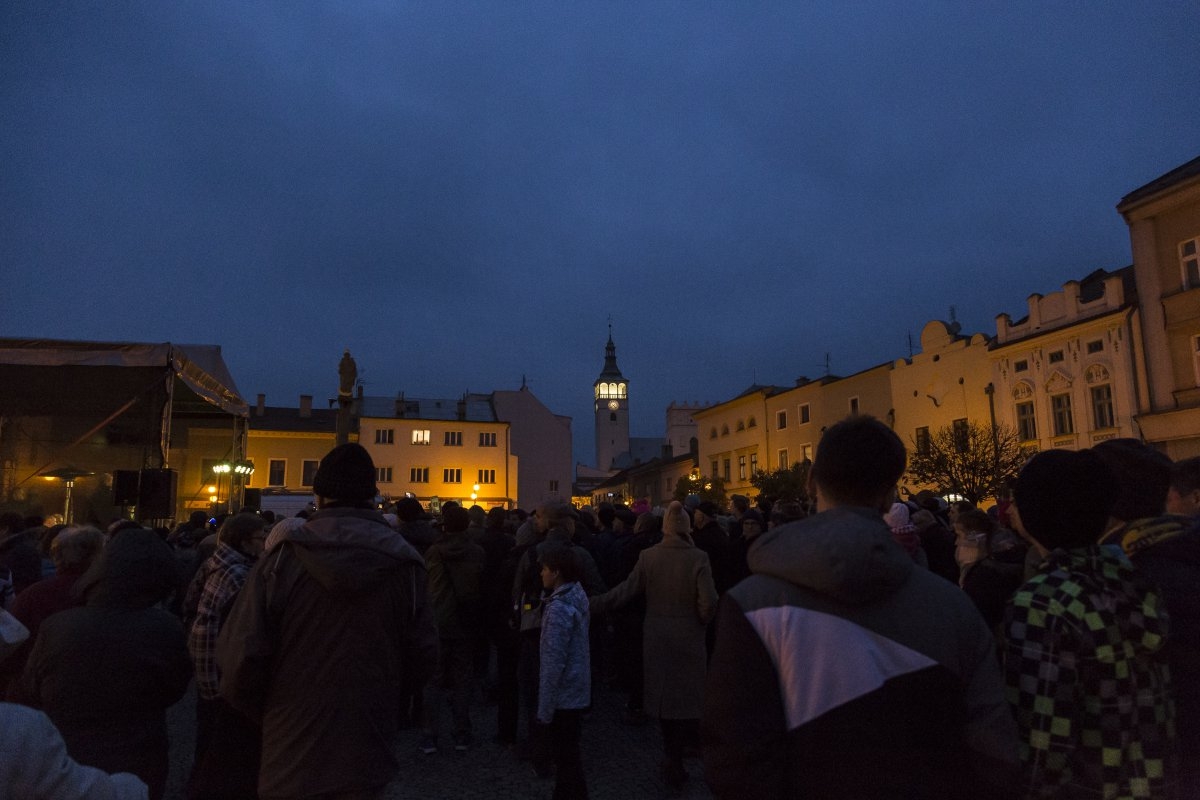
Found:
[591,501,718,791]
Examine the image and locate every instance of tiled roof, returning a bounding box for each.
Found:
[358,393,497,422]
[249,405,342,433]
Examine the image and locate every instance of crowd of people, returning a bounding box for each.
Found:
[0,430,1198,799]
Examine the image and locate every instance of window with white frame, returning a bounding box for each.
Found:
[799,404,810,424]
[1051,393,1074,436]
[412,429,430,445]
[738,455,747,480]
[301,460,319,487]
[722,459,731,482]
[778,448,789,469]
[376,467,393,483]
[1181,237,1200,289]
[749,453,758,474]
[444,431,463,446]
[268,459,286,486]
[800,444,813,464]
[443,468,462,484]
[479,432,497,447]
[410,467,429,483]
[1091,384,1115,429]
[777,410,787,430]
[478,469,496,484]
[374,428,394,445]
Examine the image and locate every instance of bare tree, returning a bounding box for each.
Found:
[907,421,1026,505]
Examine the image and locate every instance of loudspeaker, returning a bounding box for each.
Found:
[137,469,177,519]
[112,470,140,505]
[242,488,262,512]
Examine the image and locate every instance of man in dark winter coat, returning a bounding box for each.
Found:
[217,443,438,800]
[703,415,1018,800]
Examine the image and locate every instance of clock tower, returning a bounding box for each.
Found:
[594,328,630,471]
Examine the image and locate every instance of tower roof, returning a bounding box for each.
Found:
[595,331,625,382]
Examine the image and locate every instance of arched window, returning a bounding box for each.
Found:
[617,383,627,398]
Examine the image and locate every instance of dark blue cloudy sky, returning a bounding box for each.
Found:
[3,2,1198,469]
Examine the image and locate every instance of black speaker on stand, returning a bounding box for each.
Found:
[137,468,178,520]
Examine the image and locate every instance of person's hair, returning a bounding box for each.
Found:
[542,503,576,528]
[1170,456,1200,496]
[396,496,425,522]
[218,513,265,550]
[810,416,906,508]
[770,499,805,527]
[596,503,616,527]
[955,509,994,535]
[442,505,471,534]
[467,505,487,527]
[633,511,662,536]
[1014,449,1118,549]
[486,506,507,530]
[1090,438,1172,521]
[731,494,750,514]
[951,500,975,516]
[539,545,582,584]
[51,526,105,571]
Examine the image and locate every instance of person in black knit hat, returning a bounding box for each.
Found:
[216,442,438,799]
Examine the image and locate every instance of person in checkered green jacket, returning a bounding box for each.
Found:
[1003,449,1177,799]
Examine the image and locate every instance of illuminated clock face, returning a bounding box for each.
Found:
[607,400,619,410]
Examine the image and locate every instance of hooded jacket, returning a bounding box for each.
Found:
[1003,544,1176,799]
[537,580,590,722]
[15,529,190,800]
[216,507,438,798]
[702,507,1019,800]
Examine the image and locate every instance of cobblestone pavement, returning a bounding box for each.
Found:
[165,680,715,800]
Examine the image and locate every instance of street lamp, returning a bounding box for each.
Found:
[471,483,479,504]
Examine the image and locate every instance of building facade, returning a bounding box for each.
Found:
[1119,155,1200,458]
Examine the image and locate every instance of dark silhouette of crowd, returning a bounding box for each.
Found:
[2,429,1198,799]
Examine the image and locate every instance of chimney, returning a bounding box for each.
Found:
[299,394,312,418]
[256,393,265,417]
[457,395,467,420]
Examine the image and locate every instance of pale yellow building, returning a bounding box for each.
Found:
[1119,155,1200,458]
[990,268,1142,452]
[890,321,995,494]
[358,394,516,509]
[693,385,775,498]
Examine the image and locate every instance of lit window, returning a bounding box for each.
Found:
[478,469,496,484]
[1016,401,1037,441]
[479,432,497,447]
[1091,385,1115,429]
[799,404,810,424]
[1181,238,1200,289]
[1051,393,1074,436]
[444,431,463,446]
[374,428,394,445]
[777,410,787,430]
[376,467,392,483]
[412,429,431,445]
[301,460,319,487]
[410,467,429,483]
[443,468,462,484]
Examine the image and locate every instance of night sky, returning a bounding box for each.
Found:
[3,2,1198,469]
